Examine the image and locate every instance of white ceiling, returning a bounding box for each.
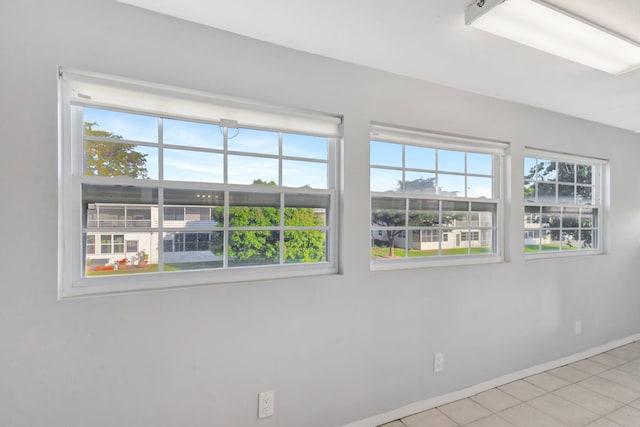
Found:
[116,0,640,132]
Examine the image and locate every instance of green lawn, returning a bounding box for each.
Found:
[525,244,579,252]
[371,246,492,258]
[86,262,208,276]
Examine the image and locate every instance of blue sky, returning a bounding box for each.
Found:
[84,107,328,188]
[370,141,493,197]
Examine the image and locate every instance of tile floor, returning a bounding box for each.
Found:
[380,341,640,427]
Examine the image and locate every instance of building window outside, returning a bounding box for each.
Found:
[370,124,505,266]
[524,150,604,255]
[86,235,95,254]
[59,69,340,297]
[126,240,138,253]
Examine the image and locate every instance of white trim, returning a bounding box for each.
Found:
[371,123,508,155]
[59,68,341,299]
[61,67,342,137]
[525,147,608,164]
[370,124,505,267]
[371,254,503,271]
[343,333,640,427]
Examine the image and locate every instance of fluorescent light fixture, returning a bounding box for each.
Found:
[465,0,640,74]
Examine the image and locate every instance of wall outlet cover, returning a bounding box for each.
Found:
[258,390,275,419]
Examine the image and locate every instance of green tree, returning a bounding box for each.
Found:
[210,179,326,264]
[371,177,458,256]
[84,122,149,178]
[525,160,592,202]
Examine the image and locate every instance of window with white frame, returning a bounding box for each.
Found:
[58,68,340,298]
[370,124,506,267]
[524,149,604,255]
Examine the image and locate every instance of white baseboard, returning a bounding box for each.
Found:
[343,334,640,427]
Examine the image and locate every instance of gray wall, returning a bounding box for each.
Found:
[2,1,640,426]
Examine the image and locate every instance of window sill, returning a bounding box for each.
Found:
[59,262,338,299]
[524,250,603,261]
[370,254,504,272]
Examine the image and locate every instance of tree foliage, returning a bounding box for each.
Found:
[371,177,459,256]
[84,122,149,178]
[210,179,326,264]
[525,160,592,202]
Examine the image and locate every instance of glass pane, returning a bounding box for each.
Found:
[126,207,151,227]
[558,184,575,204]
[576,186,593,205]
[370,141,402,167]
[524,180,535,202]
[577,165,593,184]
[580,229,596,249]
[476,229,494,254]
[537,160,557,181]
[100,235,112,253]
[557,162,575,183]
[282,160,327,189]
[438,173,465,197]
[371,197,405,226]
[471,203,496,227]
[441,200,469,228]
[163,118,222,150]
[524,206,541,229]
[438,149,464,173]
[83,184,158,229]
[97,207,125,227]
[164,189,224,206]
[84,107,157,143]
[282,133,327,160]
[164,149,223,183]
[540,231,556,250]
[537,182,556,203]
[562,207,580,228]
[84,141,158,179]
[524,230,542,252]
[228,128,278,155]
[229,192,280,227]
[405,145,435,170]
[85,233,96,254]
[163,231,223,271]
[285,194,329,227]
[284,230,327,263]
[404,172,436,193]
[467,176,492,198]
[407,229,440,255]
[541,206,561,228]
[85,232,158,276]
[581,208,597,228]
[524,157,538,180]
[467,152,492,175]
[562,229,580,250]
[408,199,439,226]
[228,155,278,185]
[228,231,280,266]
[370,168,402,192]
[371,230,405,258]
[445,229,469,254]
[164,188,224,228]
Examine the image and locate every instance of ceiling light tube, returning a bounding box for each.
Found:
[465,0,640,75]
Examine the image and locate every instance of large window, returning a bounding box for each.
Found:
[370,124,506,268]
[524,149,604,255]
[59,69,340,298]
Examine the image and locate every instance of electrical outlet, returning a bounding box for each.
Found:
[575,320,582,336]
[434,352,444,373]
[258,390,275,419]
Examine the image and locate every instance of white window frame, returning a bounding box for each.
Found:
[58,68,341,298]
[370,123,507,270]
[524,148,606,259]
